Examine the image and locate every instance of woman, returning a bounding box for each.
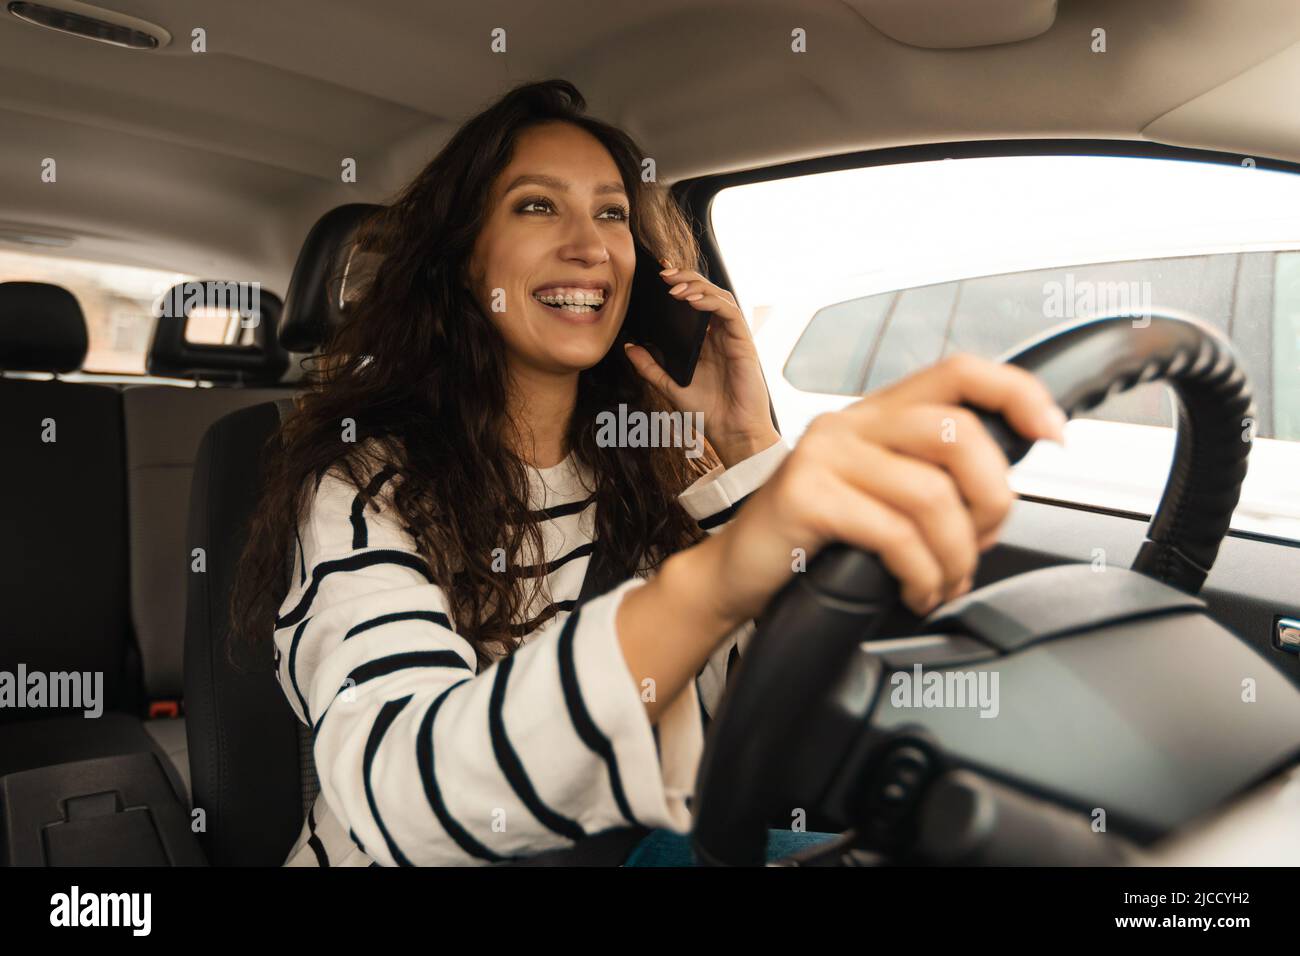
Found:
[230,79,1065,867]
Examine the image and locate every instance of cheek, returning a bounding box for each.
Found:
[470,235,525,312]
[488,298,562,363]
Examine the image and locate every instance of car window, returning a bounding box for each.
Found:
[788,251,1293,436]
[710,152,1300,541]
[0,247,193,374]
[1274,251,1300,441]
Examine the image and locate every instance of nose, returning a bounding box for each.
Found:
[557,213,610,266]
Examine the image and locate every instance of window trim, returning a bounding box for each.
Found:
[672,139,1300,548]
[674,138,1300,299]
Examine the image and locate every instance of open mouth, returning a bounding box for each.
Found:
[531,290,607,315]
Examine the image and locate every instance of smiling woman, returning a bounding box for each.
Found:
[227,79,750,866]
[226,78,1056,868]
[232,79,717,677]
[465,123,635,400]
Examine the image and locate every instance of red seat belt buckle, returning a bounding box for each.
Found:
[148,699,181,719]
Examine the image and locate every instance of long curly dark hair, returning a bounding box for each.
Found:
[229,79,717,670]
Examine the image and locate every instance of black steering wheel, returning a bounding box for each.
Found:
[690,312,1255,866]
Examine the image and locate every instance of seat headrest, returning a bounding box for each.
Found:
[279,203,383,353]
[147,281,289,383]
[0,281,88,373]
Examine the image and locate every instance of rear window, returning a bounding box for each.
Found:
[710,152,1300,541]
[0,247,193,374]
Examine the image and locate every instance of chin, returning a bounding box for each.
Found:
[538,336,618,373]
[549,348,614,374]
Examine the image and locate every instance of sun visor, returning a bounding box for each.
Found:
[847,0,1058,49]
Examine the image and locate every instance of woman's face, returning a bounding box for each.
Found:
[466,121,635,379]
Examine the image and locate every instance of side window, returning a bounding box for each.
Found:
[711,151,1300,540]
[862,282,957,394]
[786,251,1285,435]
[1274,252,1300,441]
[782,294,892,394]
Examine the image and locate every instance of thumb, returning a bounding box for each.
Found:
[623,342,679,399]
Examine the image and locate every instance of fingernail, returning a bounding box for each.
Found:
[660,267,679,277]
[685,292,704,301]
[668,282,688,294]
[1041,406,1067,443]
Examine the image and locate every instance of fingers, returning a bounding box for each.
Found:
[869,353,1066,444]
[725,352,1059,620]
[675,288,732,312]
[839,437,979,603]
[853,403,1015,542]
[660,272,748,335]
[976,526,1001,552]
[802,472,948,615]
[623,342,677,398]
[661,270,736,306]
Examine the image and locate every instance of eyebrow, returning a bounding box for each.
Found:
[502,173,627,199]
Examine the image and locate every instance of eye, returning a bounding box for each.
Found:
[516,196,630,222]
[517,196,554,215]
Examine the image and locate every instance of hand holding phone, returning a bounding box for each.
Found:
[621,241,780,468]
[622,240,711,387]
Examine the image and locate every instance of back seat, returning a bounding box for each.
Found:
[0,282,165,782]
[0,280,293,801]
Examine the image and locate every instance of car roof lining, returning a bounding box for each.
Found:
[0,0,1297,289]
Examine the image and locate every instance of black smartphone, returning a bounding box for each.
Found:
[622,240,711,387]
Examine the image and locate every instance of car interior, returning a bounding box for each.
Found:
[1,0,1299,873]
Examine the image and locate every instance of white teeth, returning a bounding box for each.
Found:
[533,290,605,308]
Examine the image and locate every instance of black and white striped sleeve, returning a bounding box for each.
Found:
[273,467,692,866]
[677,437,791,718]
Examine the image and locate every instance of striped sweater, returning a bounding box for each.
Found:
[274,437,790,866]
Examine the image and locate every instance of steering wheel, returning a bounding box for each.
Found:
[690,312,1255,866]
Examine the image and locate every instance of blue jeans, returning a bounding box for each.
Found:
[622,828,840,866]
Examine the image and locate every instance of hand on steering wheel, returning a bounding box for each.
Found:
[706,354,1065,621]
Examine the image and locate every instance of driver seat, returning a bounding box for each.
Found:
[183,203,382,865]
